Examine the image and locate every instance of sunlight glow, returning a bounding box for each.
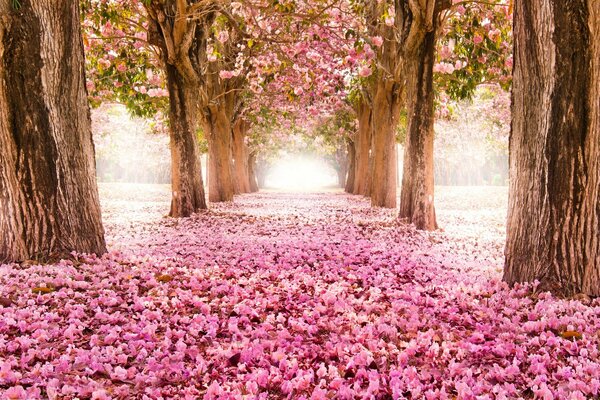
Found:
[265,155,337,190]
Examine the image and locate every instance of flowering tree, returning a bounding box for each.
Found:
[83,0,207,216]
[84,0,356,209]
[398,0,512,230]
[314,109,357,188]
[82,0,512,222]
[349,0,457,216]
[343,0,512,231]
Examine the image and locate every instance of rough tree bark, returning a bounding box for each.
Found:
[370,78,400,208]
[232,118,252,194]
[399,26,438,230]
[0,1,106,263]
[364,2,401,208]
[364,1,449,217]
[164,63,207,217]
[248,152,259,193]
[204,104,236,202]
[353,100,372,196]
[395,0,450,229]
[145,1,209,217]
[345,139,356,193]
[334,147,349,189]
[504,0,600,296]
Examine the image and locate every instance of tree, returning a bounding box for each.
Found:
[355,1,451,213]
[144,1,223,211]
[0,1,106,263]
[351,95,373,196]
[83,0,207,217]
[358,2,401,209]
[232,117,253,193]
[345,137,357,192]
[399,0,511,228]
[398,1,452,230]
[504,0,600,296]
[351,0,511,226]
[310,109,356,188]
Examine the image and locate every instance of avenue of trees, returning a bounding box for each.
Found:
[0,0,598,296]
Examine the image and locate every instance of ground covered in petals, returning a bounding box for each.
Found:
[1,185,599,399]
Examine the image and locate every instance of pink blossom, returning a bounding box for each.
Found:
[91,389,110,400]
[371,36,384,47]
[98,58,111,69]
[205,381,222,398]
[358,65,372,77]
[3,386,26,400]
[217,30,229,43]
[219,70,235,79]
[311,386,328,400]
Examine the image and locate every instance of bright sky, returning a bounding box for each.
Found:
[265,155,337,191]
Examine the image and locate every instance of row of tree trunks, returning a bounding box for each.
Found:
[147,2,252,208]
[399,27,438,231]
[232,118,253,193]
[164,63,207,217]
[504,0,600,296]
[352,100,373,196]
[0,1,106,263]
[355,1,449,228]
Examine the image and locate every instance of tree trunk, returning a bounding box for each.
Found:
[0,1,106,263]
[333,147,348,189]
[232,118,252,193]
[336,167,347,189]
[165,63,207,217]
[248,152,259,193]
[353,101,372,196]
[256,158,268,189]
[345,140,356,193]
[204,106,235,202]
[370,79,400,208]
[257,173,266,189]
[399,28,438,231]
[504,0,600,296]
